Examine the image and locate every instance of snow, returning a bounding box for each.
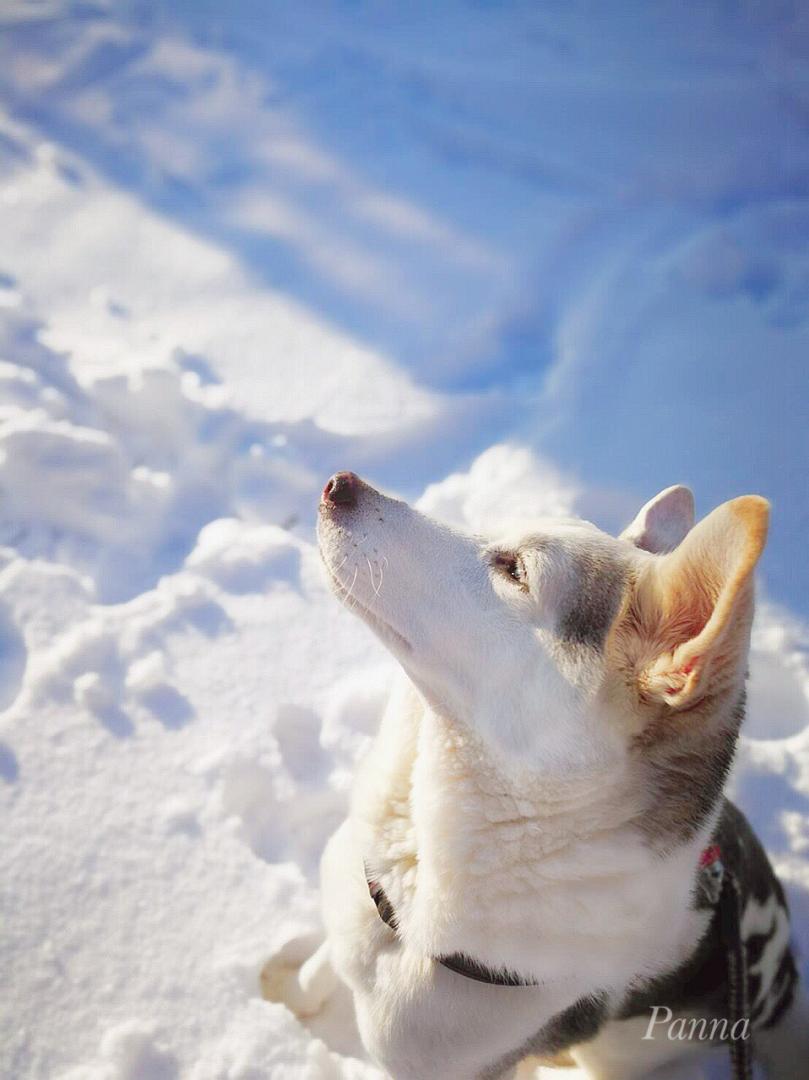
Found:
[0,3,807,1078]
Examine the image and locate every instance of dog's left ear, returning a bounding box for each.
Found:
[621,485,695,554]
[637,496,769,711]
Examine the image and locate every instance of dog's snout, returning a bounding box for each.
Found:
[322,471,358,508]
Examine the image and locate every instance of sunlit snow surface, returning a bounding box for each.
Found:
[0,3,808,1077]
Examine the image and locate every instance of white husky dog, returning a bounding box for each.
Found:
[265,472,809,1080]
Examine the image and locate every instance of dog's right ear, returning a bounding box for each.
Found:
[633,496,769,712]
[620,485,695,554]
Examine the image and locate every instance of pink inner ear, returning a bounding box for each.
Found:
[663,656,699,695]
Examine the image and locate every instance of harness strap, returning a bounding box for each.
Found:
[366,848,753,1080]
[437,949,538,987]
[366,871,538,987]
[718,867,753,1080]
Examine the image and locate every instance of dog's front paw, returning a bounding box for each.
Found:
[260,939,337,1019]
[260,958,320,1018]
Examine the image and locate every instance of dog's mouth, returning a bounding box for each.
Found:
[320,548,412,654]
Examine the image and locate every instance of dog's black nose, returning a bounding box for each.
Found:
[322,471,358,507]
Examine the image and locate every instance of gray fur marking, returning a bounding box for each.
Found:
[480,992,608,1079]
[633,694,744,847]
[555,542,630,650]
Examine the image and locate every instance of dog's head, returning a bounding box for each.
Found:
[317,472,768,832]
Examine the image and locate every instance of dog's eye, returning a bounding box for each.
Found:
[492,552,526,586]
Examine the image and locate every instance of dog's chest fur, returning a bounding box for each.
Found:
[345,678,798,1078]
[401,707,705,974]
[355,680,708,989]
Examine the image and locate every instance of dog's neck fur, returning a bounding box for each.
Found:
[355,673,717,999]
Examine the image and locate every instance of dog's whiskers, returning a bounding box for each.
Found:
[340,564,359,612]
[324,541,388,617]
[366,556,383,600]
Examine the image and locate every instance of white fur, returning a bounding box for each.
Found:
[619,484,695,555]
[318,674,716,1079]
[276,478,804,1079]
